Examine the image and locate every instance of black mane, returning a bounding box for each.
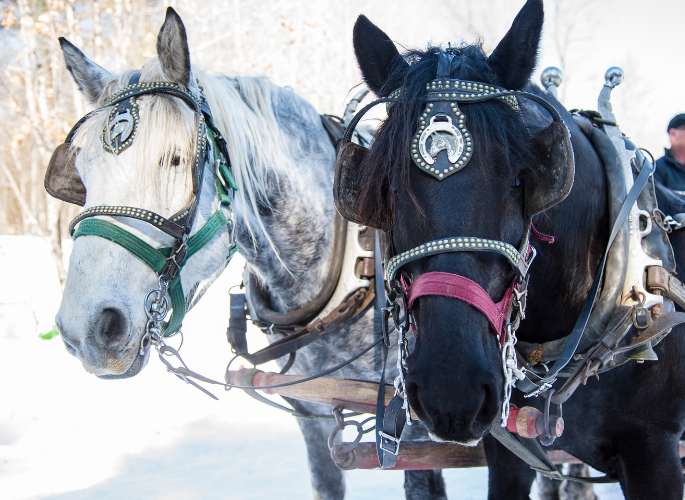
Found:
[356,44,537,225]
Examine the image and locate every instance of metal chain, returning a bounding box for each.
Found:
[328,407,375,453]
[395,322,413,426]
[141,276,173,355]
[327,406,376,468]
[500,286,528,427]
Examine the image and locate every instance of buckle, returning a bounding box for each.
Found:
[378,431,401,455]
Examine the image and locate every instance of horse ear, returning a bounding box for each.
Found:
[353,15,407,96]
[488,0,544,90]
[156,7,191,86]
[59,37,113,104]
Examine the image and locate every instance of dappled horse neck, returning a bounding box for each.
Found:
[199,76,338,311]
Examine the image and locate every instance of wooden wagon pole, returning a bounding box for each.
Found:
[225,367,582,469]
[225,366,394,414]
[225,368,685,471]
[333,441,586,471]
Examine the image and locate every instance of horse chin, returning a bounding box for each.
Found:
[428,431,482,447]
[96,347,150,379]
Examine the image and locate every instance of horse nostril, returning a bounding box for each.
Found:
[474,381,499,432]
[95,308,130,348]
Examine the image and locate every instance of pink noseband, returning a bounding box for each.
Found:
[401,225,554,347]
[406,272,515,347]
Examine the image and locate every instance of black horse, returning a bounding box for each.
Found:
[350,1,685,498]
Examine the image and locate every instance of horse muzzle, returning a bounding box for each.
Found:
[56,306,146,378]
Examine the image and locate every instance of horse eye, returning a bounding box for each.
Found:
[170,155,181,167]
[512,175,523,188]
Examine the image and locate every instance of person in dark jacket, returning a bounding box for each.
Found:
[655,114,685,195]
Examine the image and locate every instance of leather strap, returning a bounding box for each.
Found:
[406,272,515,345]
[535,150,655,386]
[377,395,406,468]
[373,230,410,469]
[68,204,188,239]
[490,419,617,483]
[128,72,141,85]
[531,223,555,244]
[386,236,532,283]
[489,423,562,480]
[227,292,248,355]
[552,310,685,405]
[436,53,455,79]
[232,287,374,366]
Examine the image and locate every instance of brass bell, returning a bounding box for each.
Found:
[624,341,658,363]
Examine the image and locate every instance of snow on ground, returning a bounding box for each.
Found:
[0,236,626,499]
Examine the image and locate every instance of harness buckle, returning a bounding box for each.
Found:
[161,236,189,281]
[513,287,528,322]
[378,431,401,455]
[632,307,651,329]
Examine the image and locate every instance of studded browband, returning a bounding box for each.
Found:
[387,236,533,282]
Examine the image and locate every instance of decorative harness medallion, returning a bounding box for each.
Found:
[407,79,519,180]
[418,115,465,167]
[102,97,139,155]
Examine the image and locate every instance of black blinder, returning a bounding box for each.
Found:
[334,142,393,232]
[44,143,86,206]
[525,120,575,217]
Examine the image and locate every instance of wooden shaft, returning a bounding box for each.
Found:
[334,441,584,470]
[337,441,685,471]
[225,367,395,413]
[228,369,685,471]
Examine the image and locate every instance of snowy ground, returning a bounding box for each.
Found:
[0,236,627,499]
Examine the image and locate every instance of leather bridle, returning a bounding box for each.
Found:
[334,52,576,468]
[46,73,237,346]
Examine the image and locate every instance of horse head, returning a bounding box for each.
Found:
[349,0,576,444]
[53,8,233,378]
